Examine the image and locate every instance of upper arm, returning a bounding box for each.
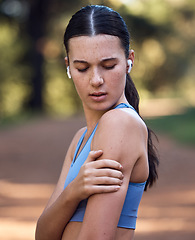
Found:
[78,110,147,239]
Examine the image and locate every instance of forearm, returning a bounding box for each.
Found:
[35,184,80,240]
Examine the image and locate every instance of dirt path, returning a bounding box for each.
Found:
[0,115,194,240]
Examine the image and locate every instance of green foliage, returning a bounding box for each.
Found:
[0,21,31,118]
[113,0,195,97]
[0,0,195,119]
[145,108,195,146]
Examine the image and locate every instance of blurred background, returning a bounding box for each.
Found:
[0,0,195,121]
[0,0,195,239]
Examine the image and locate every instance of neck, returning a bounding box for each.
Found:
[83,107,107,132]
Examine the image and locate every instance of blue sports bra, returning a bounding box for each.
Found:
[64,103,146,229]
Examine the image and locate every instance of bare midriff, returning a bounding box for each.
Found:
[62,222,135,240]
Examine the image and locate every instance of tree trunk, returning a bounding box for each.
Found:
[27,0,50,112]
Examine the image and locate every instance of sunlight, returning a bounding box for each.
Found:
[0,180,194,239]
[140,98,187,117]
[0,219,35,240]
[137,217,195,232]
[142,39,166,67]
[0,180,54,240]
[0,180,54,199]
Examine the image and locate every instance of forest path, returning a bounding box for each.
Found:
[0,115,194,240]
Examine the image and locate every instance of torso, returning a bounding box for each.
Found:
[62,103,148,240]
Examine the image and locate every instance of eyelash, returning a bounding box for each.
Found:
[77,65,116,72]
[78,67,89,72]
[105,65,116,70]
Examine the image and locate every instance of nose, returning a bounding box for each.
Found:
[90,69,104,87]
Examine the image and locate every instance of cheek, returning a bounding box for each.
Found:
[108,71,126,89]
[72,78,88,99]
[72,80,83,96]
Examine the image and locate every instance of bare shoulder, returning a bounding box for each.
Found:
[98,107,147,140]
[70,127,87,153]
[92,107,147,167]
[60,126,86,169]
[72,126,87,141]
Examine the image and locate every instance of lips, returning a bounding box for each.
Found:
[90,92,107,97]
[89,92,107,101]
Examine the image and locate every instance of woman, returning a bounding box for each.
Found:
[36,5,159,240]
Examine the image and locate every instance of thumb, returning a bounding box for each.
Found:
[85,150,103,163]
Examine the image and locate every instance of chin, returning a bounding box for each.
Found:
[89,102,117,112]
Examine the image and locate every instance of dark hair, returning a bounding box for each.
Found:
[63,5,159,190]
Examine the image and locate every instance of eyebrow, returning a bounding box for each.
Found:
[73,60,87,64]
[102,57,118,63]
[73,57,118,64]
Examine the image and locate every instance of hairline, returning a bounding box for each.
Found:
[66,33,128,59]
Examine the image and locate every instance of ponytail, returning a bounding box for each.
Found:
[125,74,159,191]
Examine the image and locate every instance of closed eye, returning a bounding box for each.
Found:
[77,67,89,72]
[104,64,116,70]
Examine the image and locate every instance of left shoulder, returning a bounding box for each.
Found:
[92,106,148,165]
[98,106,147,138]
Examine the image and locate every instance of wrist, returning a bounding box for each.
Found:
[63,181,82,207]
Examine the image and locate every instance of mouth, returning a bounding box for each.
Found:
[90,92,107,97]
[89,92,107,101]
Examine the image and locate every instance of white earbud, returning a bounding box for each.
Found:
[127,59,133,73]
[67,66,71,79]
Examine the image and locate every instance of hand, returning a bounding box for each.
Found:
[70,150,124,201]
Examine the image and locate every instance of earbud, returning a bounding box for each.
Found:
[67,66,71,79]
[127,59,133,73]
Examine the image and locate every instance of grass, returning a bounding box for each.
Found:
[145,107,195,146]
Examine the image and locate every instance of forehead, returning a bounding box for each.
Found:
[68,34,125,61]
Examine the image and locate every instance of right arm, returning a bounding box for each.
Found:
[35,130,81,240]
[35,130,124,240]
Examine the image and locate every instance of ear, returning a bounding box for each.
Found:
[128,49,135,64]
[127,60,133,73]
[65,56,72,79]
[64,57,69,68]
[126,50,135,73]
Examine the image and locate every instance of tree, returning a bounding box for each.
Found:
[0,0,83,114]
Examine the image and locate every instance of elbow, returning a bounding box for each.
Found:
[35,217,48,240]
[35,217,43,240]
[35,216,63,240]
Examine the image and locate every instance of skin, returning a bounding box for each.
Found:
[35,35,148,240]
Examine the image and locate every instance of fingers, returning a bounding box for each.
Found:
[84,154,124,180]
[90,176,123,186]
[81,175,123,198]
[85,151,123,172]
[85,150,103,163]
[88,159,123,171]
[80,151,125,197]
[93,168,124,180]
[88,185,121,194]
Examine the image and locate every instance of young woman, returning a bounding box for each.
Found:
[36,5,159,240]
